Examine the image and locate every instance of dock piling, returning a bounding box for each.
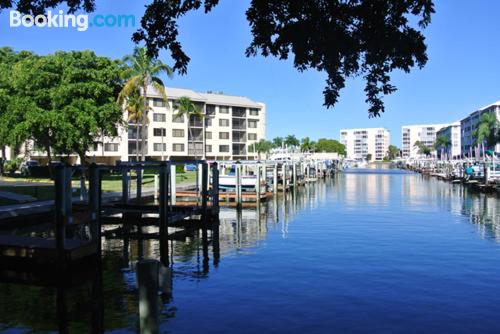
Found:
[88,164,102,254]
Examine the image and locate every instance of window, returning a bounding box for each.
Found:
[90,142,99,151]
[219,119,230,127]
[104,143,119,152]
[205,118,212,127]
[219,145,230,153]
[152,98,166,107]
[219,132,229,140]
[206,104,216,116]
[248,120,258,128]
[206,145,212,153]
[172,115,184,123]
[153,128,166,137]
[153,143,166,151]
[248,133,257,140]
[172,143,185,152]
[153,113,166,122]
[219,106,229,114]
[206,131,212,140]
[172,129,185,137]
[249,108,259,116]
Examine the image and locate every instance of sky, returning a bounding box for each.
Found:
[0,0,499,146]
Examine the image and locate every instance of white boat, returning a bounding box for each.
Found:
[219,174,258,191]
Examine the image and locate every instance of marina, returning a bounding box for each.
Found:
[0,166,499,333]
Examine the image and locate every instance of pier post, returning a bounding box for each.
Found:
[55,164,72,264]
[201,161,209,222]
[283,163,288,191]
[136,163,142,204]
[170,164,176,205]
[154,174,159,200]
[88,164,102,255]
[236,163,242,209]
[273,163,278,195]
[137,259,160,334]
[211,162,220,216]
[159,162,169,235]
[256,163,261,205]
[292,162,297,188]
[159,162,170,266]
[122,167,129,204]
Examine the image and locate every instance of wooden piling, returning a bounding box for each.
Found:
[88,164,102,255]
[54,164,71,264]
[273,163,278,195]
[122,167,129,204]
[170,164,177,205]
[235,163,242,209]
[256,163,262,205]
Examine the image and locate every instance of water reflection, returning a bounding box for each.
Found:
[0,170,499,332]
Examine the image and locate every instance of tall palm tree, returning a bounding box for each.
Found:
[126,93,151,161]
[300,137,316,153]
[473,112,499,158]
[175,97,204,160]
[118,47,173,161]
[434,135,451,159]
[250,139,273,160]
[414,140,431,157]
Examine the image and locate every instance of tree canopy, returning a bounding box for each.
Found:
[1,0,435,117]
[315,138,346,155]
[2,49,124,163]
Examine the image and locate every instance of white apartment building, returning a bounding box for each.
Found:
[435,122,461,159]
[401,123,452,158]
[340,128,390,161]
[18,87,266,164]
[460,101,500,157]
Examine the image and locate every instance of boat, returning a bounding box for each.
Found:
[218,165,259,191]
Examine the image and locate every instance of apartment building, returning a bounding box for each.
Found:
[22,87,266,164]
[460,101,500,156]
[340,128,390,161]
[435,122,461,159]
[401,123,451,158]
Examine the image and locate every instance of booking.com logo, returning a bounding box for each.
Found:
[9,10,136,31]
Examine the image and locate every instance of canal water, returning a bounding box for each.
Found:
[1,167,500,333]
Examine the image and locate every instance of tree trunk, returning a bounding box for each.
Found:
[78,151,88,200]
[46,144,52,165]
[141,82,148,162]
[188,124,194,160]
[136,121,140,162]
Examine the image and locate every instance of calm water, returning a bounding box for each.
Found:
[1,168,500,333]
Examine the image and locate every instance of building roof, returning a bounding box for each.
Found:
[146,85,263,107]
[478,100,500,111]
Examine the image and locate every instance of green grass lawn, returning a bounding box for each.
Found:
[0,171,198,204]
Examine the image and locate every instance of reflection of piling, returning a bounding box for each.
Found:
[137,259,160,334]
[292,162,297,188]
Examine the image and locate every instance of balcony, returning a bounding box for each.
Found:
[232,119,246,130]
[232,132,247,143]
[232,107,246,118]
[232,143,246,156]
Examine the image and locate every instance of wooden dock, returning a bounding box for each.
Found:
[0,235,97,264]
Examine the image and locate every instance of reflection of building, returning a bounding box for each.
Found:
[460,101,500,156]
[436,122,461,159]
[340,128,390,161]
[402,123,452,158]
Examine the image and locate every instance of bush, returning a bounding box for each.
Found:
[176,164,185,174]
[4,158,22,174]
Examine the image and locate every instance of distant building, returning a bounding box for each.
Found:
[340,128,390,161]
[401,123,452,158]
[436,122,461,159]
[460,101,500,157]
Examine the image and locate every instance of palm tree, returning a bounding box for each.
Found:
[434,135,451,159]
[174,97,204,160]
[473,112,499,158]
[250,139,273,160]
[118,47,173,161]
[414,140,431,157]
[126,93,151,161]
[300,137,316,153]
[284,134,300,148]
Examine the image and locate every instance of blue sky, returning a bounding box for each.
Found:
[1,0,499,146]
